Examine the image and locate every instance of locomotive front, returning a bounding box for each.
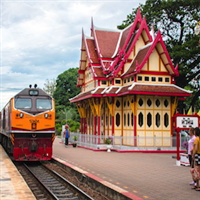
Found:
[11,86,55,161]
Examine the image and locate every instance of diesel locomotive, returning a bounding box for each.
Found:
[0,85,55,161]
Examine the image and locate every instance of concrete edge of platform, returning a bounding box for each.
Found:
[0,145,36,200]
[77,145,186,153]
[52,156,143,200]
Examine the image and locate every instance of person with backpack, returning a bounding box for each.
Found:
[64,125,70,147]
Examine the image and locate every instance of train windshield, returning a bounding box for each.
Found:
[36,99,52,110]
[15,98,32,109]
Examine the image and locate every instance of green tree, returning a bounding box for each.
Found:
[53,68,81,121]
[43,79,56,97]
[118,0,200,112]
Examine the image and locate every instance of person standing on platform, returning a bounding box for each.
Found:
[192,127,200,190]
[64,125,70,147]
[188,127,196,185]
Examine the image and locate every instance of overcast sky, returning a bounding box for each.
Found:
[0,0,146,110]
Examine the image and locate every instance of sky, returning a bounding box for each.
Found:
[0,0,146,110]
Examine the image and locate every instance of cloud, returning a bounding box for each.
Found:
[1,0,145,110]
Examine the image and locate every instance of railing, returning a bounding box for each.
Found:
[67,132,189,151]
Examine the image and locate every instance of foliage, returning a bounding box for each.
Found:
[53,68,81,121]
[61,119,67,125]
[184,85,200,112]
[73,135,78,142]
[105,136,113,144]
[43,79,56,97]
[57,127,62,135]
[118,0,200,113]
[67,119,80,132]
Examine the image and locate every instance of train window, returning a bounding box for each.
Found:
[15,98,32,109]
[29,90,39,96]
[36,99,52,109]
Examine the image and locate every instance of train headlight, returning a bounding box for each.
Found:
[19,113,24,118]
[44,113,48,118]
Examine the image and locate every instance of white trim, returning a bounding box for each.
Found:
[101,87,108,94]
[121,42,153,77]
[91,87,100,94]
[11,131,55,134]
[69,89,95,101]
[83,33,92,63]
[127,82,192,94]
[105,86,120,94]
[115,83,133,94]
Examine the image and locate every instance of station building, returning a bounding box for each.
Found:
[70,9,192,147]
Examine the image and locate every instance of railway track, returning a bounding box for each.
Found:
[19,162,94,200]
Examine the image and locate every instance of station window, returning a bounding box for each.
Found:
[124,79,126,84]
[110,80,112,85]
[124,113,126,126]
[156,113,160,127]
[145,76,149,81]
[158,77,163,82]
[127,113,130,127]
[106,116,108,126]
[128,78,130,82]
[101,80,107,85]
[116,100,120,108]
[147,113,152,127]
[116,113,120,127]
[165,77,170,82]
[138,112,143,127]
[164,113,169,127]
[115,79,121,84]
[124,100,126,108]
[131,76,134,82]
[131,113,134,126]
[110,114,112,126]
[138,76,143,81]
[151,77,156,82]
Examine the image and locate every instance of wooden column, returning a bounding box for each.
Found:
[112,97,114,136]
[134,95,137,146]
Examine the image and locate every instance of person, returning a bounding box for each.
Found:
[188,127,196,185]
[192,127,200,190]
[64,125,70,147]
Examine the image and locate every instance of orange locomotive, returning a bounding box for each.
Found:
[0,85,55,161]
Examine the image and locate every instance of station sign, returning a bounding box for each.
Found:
[174,112,200,130]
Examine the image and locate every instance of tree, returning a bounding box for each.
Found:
[43,79,56,97]
[118,0,200,113]
[53,68,81,121]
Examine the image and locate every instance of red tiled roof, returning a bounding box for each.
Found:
[70,90,94,103]
[117,84,191,96]
[95,30,120,58]
[93,67,106,78]
[119,26,132,50]
[92,88,106,95]
[123,45,152,76]
[86,39,99,64]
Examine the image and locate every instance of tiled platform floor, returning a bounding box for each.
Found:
[0,145,36,200]
[53,137,200,200]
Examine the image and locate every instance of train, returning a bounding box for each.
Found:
[0,85,55,161]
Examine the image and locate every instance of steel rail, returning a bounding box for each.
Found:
[23,162,94,200]
[23,163,59,200]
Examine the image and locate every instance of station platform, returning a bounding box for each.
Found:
[0,145,36,200]
[53,137,200,200]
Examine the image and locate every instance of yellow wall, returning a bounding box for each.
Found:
[135,35,145,53]
[136,95,171,147]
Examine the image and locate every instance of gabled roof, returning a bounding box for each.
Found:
[121,30,179,78]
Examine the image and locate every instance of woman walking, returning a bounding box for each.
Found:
[188,127,196,185]
[192,127,200,190]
